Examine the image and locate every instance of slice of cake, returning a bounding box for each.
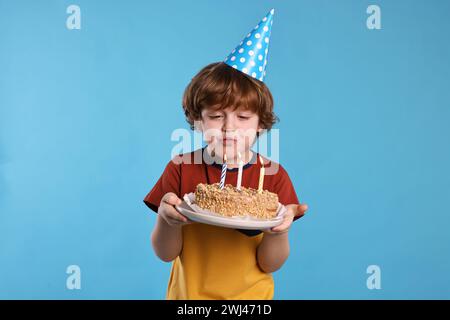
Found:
[194,183,279,219]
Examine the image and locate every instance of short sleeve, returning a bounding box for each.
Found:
[272,164,302,221]
[143,158,181,214]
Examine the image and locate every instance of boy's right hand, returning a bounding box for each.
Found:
[158,192,193,227]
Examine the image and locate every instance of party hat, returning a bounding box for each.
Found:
[224,8,275,82]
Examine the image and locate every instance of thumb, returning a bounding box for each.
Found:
[162,192,182,206]
[295,204,308,217]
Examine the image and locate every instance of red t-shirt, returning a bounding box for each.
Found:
[143,148,301,235]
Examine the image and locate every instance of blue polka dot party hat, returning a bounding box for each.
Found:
[224,8,274,82]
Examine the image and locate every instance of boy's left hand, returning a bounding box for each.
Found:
[266,203,308,234]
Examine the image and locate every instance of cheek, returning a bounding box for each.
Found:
[236,117,259,136]
[200,119,212,131]
[242,118,260,132]
[236,129,258,150]
[201,120,223,142]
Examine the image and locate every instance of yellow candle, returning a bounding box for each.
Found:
[258,155,265,193]
[236,152,243,190]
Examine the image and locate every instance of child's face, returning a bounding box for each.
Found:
[200,107,261,161]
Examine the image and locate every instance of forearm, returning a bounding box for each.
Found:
[256,232,290,273]
[151,215,183,262]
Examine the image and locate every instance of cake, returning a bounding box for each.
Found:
[194,183,279,219]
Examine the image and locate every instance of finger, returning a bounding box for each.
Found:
[272,221,290,232]
[169,217,194,226]
[299,204,308,212]
[271,225,288,233]
[165,205,189,223]
[271,217,293,232]
[295,204,308,217]
[283,207,297,221]
[295,211,305,219]
[167,216,188,226]
[162,193,182,206]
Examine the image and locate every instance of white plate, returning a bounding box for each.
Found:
[175,193,286,230]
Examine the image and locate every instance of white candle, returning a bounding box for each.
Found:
[258,155,265,193]
[219,154,227,190]
[236,152,243,190]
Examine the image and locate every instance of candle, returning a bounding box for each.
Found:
[219,154,227,189]
[236,152,244,190]
[258,155,265,193]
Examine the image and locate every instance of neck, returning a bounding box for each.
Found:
[227,150,254,168]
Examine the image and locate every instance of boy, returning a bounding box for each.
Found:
[143,9,308,299]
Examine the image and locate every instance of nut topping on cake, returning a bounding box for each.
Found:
[194,183,279,219]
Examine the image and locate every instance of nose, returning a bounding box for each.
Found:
[222,114,236,132]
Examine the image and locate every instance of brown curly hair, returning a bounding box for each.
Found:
[182,62,278,131]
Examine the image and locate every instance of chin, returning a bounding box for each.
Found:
[212,141,250,159]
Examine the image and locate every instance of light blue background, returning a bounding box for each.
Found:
[1,0,449,299]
